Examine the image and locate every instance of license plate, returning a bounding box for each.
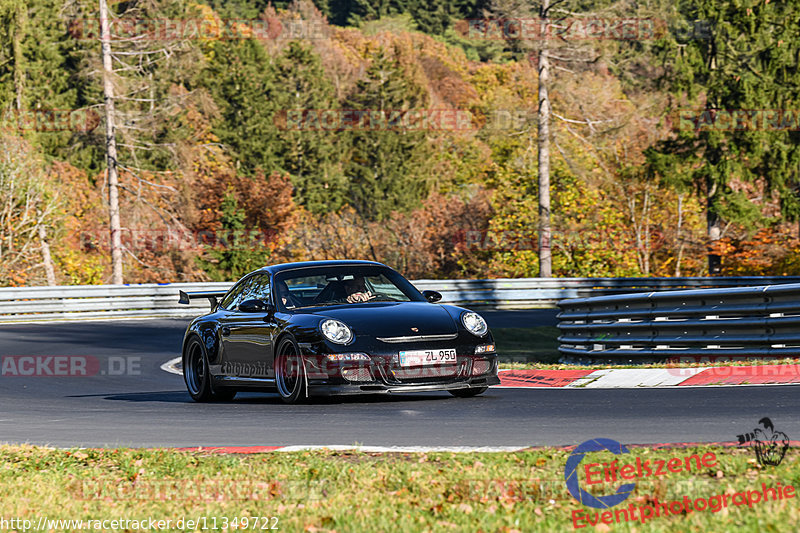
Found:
[398,348,457,367]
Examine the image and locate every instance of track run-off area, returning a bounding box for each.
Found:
[0,314,798,449]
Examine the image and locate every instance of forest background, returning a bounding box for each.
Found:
[2,0,799,285]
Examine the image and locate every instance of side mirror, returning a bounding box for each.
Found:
[238,298,273,313]
[422,290,442,303]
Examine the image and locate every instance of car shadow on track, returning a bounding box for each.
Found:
[233,393,454,405]
[68,391,190,403]
[75,390,457,404]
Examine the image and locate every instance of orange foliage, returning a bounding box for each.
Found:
[717,226,800,276]
[280,189,492,278]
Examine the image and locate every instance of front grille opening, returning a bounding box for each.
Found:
[472,359,491,376]
[341,366,373,383]
[391,364,458,383]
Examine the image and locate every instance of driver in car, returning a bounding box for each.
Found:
[276,280,297,309]
[343,276,373,303]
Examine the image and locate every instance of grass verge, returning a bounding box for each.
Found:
[0,444,797,532]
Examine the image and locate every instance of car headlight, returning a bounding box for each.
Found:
[320,319,353,344]
[461,312,488,337]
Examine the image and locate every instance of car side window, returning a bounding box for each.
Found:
[248,274,271,302]
[220,275,258,310]
[219,279,246,310]
[231,275,259,309]
[237,274,269,305]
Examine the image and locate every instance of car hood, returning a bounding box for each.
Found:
[313,302,458,338]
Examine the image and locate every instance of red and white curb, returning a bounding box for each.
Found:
[497,365,800,388]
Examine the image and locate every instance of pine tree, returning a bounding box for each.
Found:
[271,42,347,213]
[201,38,281,174]
[407,0,490,35]
[0,0,88,166]
[343,0,403,26]
[646,0,800,273]
[343,48,431,221]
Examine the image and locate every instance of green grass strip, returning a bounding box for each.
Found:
[0,444,797,532]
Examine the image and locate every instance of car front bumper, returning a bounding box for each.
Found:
[306,374,500,396]
[297,333,500,396]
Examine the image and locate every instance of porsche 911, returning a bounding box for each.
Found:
[178,260,499,403]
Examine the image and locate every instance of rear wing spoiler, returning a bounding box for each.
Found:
[178,290,227,309]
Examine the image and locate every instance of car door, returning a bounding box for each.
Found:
[213,277,249,377]
[219,273,279,379]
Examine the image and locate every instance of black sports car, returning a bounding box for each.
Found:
[178,260,499,403]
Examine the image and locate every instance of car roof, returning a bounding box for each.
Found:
[255,260,387,275]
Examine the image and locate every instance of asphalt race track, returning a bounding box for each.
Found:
[0,315,798,449]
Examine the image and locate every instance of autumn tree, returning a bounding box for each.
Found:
[0,137,57,286]
[196,171,297,280]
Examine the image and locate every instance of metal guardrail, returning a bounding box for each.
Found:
[412,276,800,308]
[0,283,232,322]
[557,282,800,361]
[0,276,800,322]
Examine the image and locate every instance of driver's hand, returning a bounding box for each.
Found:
[346,291,372,303]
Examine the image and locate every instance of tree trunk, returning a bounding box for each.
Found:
[675,194,684,277]
[707,178,721,275]
[37,221,56,286]
[537,0,552,277]
[12,3,26,110]
[100,0,123,284]
[643,190,650,275]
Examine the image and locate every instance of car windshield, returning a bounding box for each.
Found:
[274,265,425,311]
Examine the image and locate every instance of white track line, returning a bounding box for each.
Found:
[160,357,182,376]
[274,445,530,453]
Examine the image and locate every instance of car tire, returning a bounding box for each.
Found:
[183,336,236,402]
[449,386,488,398]
[275,336,307,404]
